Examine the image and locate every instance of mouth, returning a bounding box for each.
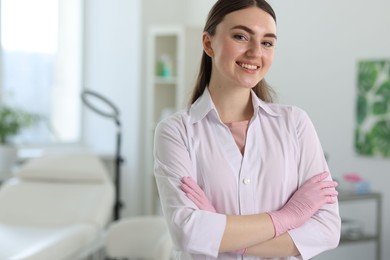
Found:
[236,61,260,71]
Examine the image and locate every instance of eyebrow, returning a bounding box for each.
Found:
[231,25,277,40]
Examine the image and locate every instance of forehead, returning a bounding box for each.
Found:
[218,6,276,34]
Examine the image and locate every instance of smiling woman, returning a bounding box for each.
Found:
[0,0,83,144]
[153,0,340,259]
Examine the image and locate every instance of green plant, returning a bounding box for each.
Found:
[355,60,390,157]
[0,106,38,145]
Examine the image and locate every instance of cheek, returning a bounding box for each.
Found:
[214,46,237,71]
[263,51,275,67]
[216,45,232,60]
[215,40,239,59]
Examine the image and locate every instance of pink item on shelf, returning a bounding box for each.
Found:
[343,172,363,183]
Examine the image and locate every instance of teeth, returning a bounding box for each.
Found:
[239,63,258,70]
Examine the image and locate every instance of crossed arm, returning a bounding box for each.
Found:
[181,173,338,257]
[154,110,340,258]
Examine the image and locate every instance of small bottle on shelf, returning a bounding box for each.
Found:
[157,54,172,79]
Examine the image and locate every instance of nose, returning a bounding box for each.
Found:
[246,42,262,57]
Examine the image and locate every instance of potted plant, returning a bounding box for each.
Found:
[0,105,38,180]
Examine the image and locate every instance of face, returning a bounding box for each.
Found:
[203,6,277,89]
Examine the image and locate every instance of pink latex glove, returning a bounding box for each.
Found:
[181,176,216,212]
[268,172,338,237]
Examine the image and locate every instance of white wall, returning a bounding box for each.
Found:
[267,0,390,259]
[82,0,141,217]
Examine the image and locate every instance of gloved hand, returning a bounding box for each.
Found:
[181,176,216,212]
[268,172,338,237]
[181,176,246,255]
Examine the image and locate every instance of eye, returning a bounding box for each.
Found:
[262,41,275,48]
[233,34,248,41]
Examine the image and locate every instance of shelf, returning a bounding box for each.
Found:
[340,234,379,244]
[338,191,382,260]
[145,26,184,215]
[154,76,178,85]
[339,192,381,201]
[144,25,204,215]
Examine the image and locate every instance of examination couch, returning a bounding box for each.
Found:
[0,152,114,260]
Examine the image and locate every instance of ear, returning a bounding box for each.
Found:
[202,32,214,57]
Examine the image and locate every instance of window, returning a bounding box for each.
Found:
[0,0,83,144]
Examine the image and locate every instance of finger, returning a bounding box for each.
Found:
[181,177,197,191]
[181,184,204,201]
[181,176,193,185]
[323,189,339,197]
[305,172,330,185]
[187,193,210,211]
[316,171,330,181]
[318,181,338,189]
[183,176,206,195]
[182,176,200,190]
[181,183,193,193]
[186,193,203,208]
[325,196,337,204]
[181,183,201,199]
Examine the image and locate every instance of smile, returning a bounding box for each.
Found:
[237,62,259,71]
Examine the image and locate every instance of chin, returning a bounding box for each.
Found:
[238,78,262,89]
[240,81,259,89]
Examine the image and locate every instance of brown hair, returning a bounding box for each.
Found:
[189,0,277,104]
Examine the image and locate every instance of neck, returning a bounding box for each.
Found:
[208,84,253,123]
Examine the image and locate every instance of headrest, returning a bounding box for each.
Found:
[14,153,110,182]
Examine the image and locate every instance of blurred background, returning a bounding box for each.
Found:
[0,0,389,259]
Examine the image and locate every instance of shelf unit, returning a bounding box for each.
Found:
[338,192,382,260]
[144,25,203,214]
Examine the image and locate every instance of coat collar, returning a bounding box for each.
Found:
[189,87,280,124]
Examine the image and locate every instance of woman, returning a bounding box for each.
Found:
[154,0,341,259]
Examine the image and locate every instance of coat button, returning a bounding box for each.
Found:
[243,178,251,185]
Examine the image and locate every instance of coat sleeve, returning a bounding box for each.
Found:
[287,107,341,260]
[154,115,226,258]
